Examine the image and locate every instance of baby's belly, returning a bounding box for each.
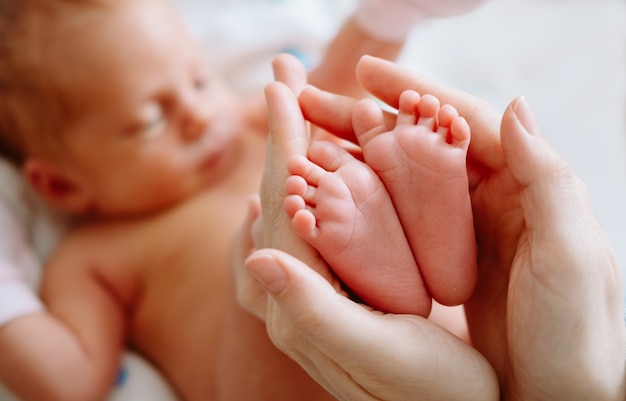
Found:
[130,256,234,400]
[122,184,255,399]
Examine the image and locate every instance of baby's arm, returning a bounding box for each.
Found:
[0,234,126,401]
[306,15,404,98]
[308,0,488,98]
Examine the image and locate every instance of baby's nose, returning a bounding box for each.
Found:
[182,101,211,142]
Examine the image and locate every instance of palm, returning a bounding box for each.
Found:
[465,141,624,400]
[301,55,626,400]
[463,164,522,395]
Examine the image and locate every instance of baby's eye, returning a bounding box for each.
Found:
[140,103,167,138]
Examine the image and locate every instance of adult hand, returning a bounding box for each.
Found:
[302,55,626,401]
[244,53,498,401]
[255,54,333,278]
[242,53,341,321]
[246,249,497,401]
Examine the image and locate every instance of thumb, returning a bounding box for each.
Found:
[245,249,498,401]
[244,249,377,353]
[501,97,591,228]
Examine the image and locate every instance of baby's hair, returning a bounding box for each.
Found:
[0,0,105,166]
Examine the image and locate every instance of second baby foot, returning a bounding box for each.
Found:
[284,140,431,315]
[353,90,477,306]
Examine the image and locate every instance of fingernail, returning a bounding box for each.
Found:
[512,96,540,136]
[246,252,288,295]
[301,84,321,96]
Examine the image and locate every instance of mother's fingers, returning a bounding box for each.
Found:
[245,249,377,400]
[261,81,311,256]
[272,53,309,96]
[263,67,331,278]
[356,56,489,123]
[299,85,399,144]
[247,249,380,354]
[299,86,358,142]
[357,55,505,171]
[245,248,500,401]
[264,81,309,157]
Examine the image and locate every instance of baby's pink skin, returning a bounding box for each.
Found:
[353,90,477,306]
[284,90,477,313]
[284,140,431,315]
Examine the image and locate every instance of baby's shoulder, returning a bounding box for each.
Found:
[43,218,167,306]
[47,218,153,279]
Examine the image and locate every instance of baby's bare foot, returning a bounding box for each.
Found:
[353,90,477,306]
[284,140,431,315]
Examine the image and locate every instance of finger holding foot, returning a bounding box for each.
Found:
[260,57,333,283]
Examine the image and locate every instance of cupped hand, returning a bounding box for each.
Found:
[468,97,626,401]
[244,54,499,401]
[246,248,498,401]
[303,55,626,401]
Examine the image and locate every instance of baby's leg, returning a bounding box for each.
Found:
[353,90,476,306]
[284,141,431,316]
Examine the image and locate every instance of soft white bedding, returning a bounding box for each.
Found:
[1,0,625,399]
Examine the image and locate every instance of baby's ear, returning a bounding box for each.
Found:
[22,157,93,214]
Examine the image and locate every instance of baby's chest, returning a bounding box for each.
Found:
[125,220,234,376]
[126,193,243,327]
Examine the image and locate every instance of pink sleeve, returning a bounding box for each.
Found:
[354,0,425,42]
[354,0,488,42]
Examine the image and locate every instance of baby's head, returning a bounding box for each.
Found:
[0,0,242,217]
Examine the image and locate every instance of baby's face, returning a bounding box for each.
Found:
[45,0,243,216]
